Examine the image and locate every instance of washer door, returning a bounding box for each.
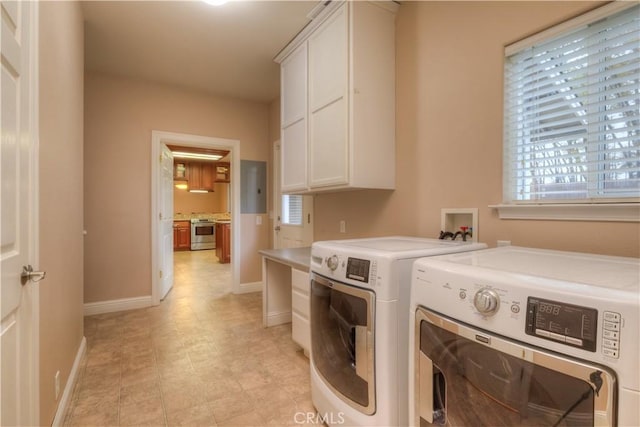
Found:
[415,307,617,427]
[310,272,375,414]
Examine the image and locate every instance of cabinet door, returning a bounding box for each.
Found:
[188,162,202,190]
[281,43,308,192]
[174,222,191,250]
[308,5,348,188]
[173,227,178,250]
[223,224,231,263]
[188,162,215,191]
[176,228,189,249]
[201,163,214,191]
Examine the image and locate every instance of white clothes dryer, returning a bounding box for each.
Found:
[309,236,487,426]
[409,246,640,427]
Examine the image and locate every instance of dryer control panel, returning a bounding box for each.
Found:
[525,297,597,352]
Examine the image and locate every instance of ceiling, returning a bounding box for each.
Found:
[81,1,319,103]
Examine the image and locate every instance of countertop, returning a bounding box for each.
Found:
[259,247,311,272]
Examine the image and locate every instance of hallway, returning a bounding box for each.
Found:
[64,251,315,426]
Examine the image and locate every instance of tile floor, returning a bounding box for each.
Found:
[64,250,319,426]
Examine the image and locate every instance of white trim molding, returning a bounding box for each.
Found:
[150,130,241,306]
[265,310,292,327]
[51,337,86,427]
[83,296,153,316]
[490,203,640,222]
[237,281,262,294]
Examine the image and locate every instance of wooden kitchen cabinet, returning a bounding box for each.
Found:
[215,222,231,263]
[275,1,397,194]
[188,162,215,191]
[173,220,191,251]
[214,162,230,183]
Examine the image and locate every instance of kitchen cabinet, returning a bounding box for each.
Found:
[188,162,214,191]
[173,220,191,251]
[275,1,398,193]
[215,221,231,263]
[214,162,230,183]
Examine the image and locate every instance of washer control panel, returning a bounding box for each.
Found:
[525,297,598,352]
[346,257,370,283]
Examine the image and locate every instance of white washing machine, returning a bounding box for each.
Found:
[409,246,640,427]
[309,236,487,426]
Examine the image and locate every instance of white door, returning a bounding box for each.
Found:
[159,144,174,299]
[273,142,313,249]
[1,1,39,425]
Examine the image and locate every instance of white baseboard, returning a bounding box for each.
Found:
[266,310,292,327]
[236,281,262,294]
[83,296,153,316]
[52,336,86,427]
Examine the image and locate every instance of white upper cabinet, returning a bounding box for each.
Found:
[276,1,397,194]
[281,43,308,192]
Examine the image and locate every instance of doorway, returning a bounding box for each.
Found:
[151,131,240,305]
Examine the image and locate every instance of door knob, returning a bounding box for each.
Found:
[274,226,281,231]
[21,265,46,286]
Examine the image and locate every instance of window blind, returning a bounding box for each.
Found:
[504,4,639,203]
[282,195,303,225]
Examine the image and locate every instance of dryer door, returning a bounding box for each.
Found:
[310,272,375,414]
[414,307,617,427]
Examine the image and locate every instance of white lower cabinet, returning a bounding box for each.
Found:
[291,268,310,354]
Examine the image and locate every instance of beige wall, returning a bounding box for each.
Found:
[84,72,271,303]
[173,184,229,215]
[38,1,85,423]
[313,1,639,258]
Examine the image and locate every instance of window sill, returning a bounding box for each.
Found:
[489,203,640,222]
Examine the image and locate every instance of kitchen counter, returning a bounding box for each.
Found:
[259,247,311,335]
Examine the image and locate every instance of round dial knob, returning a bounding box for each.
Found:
[326,255,339,271]
[473,288,500,316]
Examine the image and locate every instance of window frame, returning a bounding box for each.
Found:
[494,2,640,222]
[282,194,303,226]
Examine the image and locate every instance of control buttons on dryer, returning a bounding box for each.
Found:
[473,288,500,316]
[459,290,467,300]
[602,311,621,359]
[510,304,520,314]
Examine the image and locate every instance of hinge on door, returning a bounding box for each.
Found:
[159,270,163,279]
[308,213,311,224]
[159,212,163,220]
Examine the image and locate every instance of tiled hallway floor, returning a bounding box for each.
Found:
[64,250,317,426]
